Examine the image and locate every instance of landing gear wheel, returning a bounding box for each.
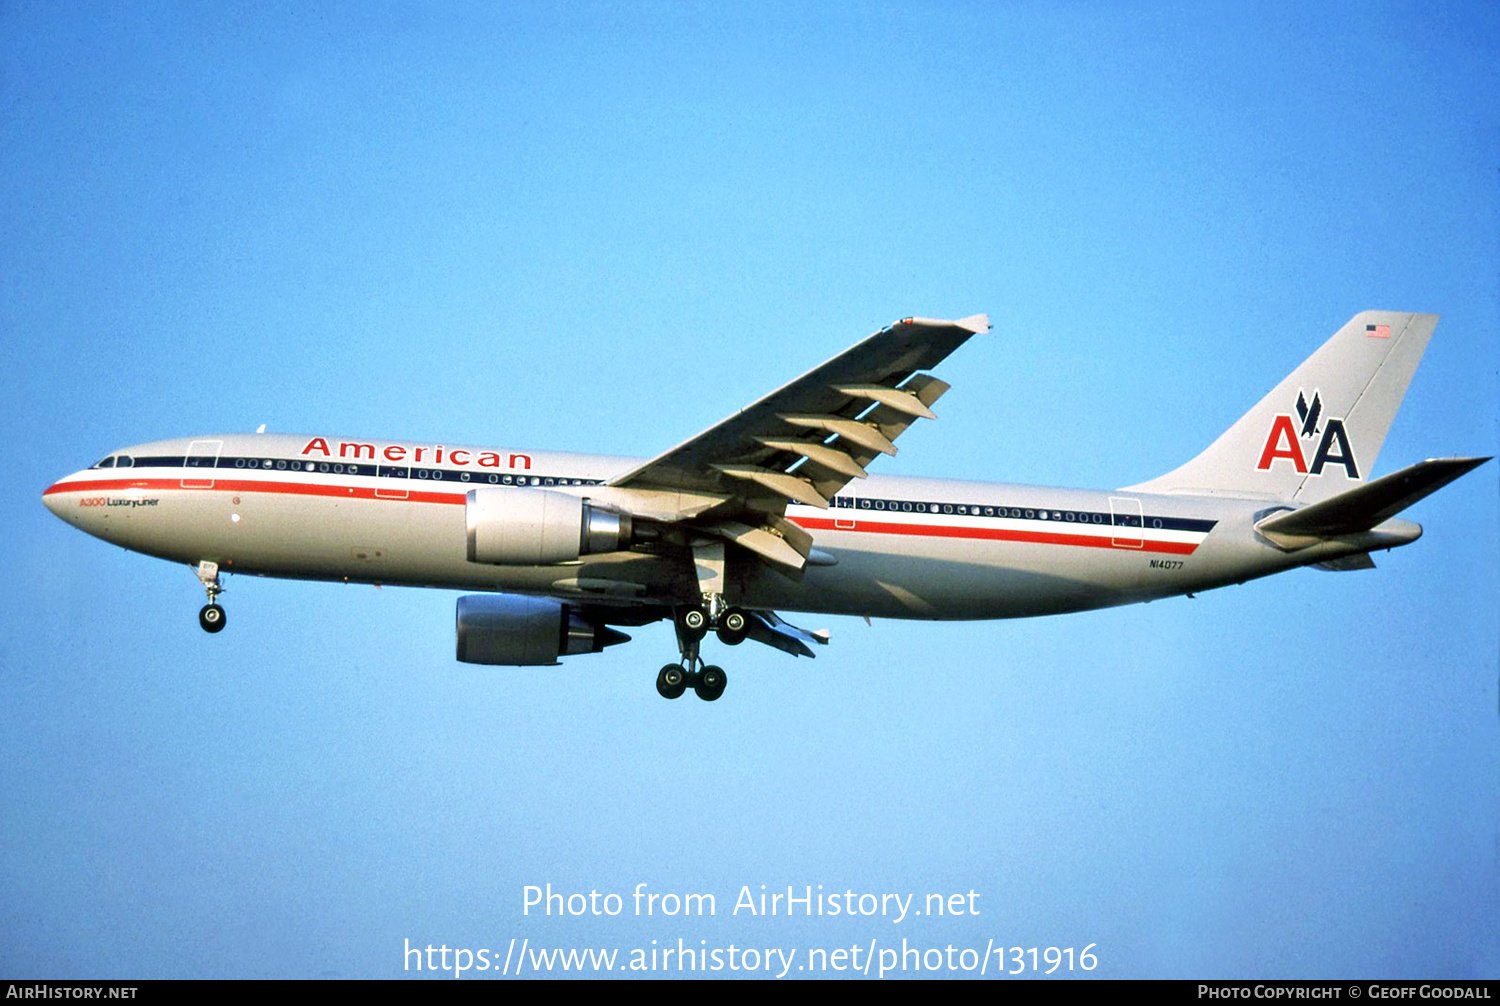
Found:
[678,606,709,641]
[695,665,727,702]
[656,664,687,700]
[198,603,226,633]
[716,607,749,646]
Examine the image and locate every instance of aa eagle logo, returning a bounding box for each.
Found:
[1255,390,1359,477]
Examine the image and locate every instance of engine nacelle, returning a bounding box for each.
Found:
[465,487,632,565]
[455,594,631,666]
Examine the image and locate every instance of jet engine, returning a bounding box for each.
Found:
[465,487,632,565]
[455,593,631,666]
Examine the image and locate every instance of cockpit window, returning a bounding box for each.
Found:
[94,457,115,469]
[115,455,133,468]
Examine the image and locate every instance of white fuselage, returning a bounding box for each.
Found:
[42,433,1391,621]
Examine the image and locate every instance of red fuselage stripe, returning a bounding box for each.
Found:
[44,476,465,506]
[47,478,1204,554]
[792,516,1201,555]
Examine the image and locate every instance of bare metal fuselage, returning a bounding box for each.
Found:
[43,433,1409,622]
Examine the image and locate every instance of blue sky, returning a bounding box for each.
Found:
[3,2,1497,979]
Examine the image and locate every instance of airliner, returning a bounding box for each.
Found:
[42,311,1487,701]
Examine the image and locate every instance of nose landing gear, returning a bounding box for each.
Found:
[195,560,227,634]
[198,603,226,633]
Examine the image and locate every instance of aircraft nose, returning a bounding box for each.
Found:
[42,481,72,519]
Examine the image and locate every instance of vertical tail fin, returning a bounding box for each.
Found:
[1126,312,1438,503]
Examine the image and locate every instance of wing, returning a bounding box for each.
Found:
[607,314,989,573]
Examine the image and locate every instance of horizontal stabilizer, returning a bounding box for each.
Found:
[743,610,830,658]
[1256,456,1489,547]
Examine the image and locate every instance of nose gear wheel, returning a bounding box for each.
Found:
[199,603,226,633]
[194,560,227,634]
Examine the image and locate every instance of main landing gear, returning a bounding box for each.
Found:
[655,598,747,702]
[195,560,226,634]
[654,541,748,702]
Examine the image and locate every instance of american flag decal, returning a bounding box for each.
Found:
[1366,323,1391,338]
